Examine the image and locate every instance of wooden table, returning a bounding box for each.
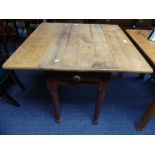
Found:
[126,29,155,79]
[126,29,155,130]
[3,23,153,124]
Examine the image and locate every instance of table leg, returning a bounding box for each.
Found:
[47,79,62,123]
[135,98,155,131]
[93,79,110,124]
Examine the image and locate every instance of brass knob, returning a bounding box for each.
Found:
[73,75,81,82]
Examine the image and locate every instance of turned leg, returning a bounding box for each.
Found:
[47,79,62,123]
[135,98,155,131]
[93,80,110,124]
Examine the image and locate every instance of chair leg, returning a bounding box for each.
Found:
[1,89,20,107]
[25,21,32,36]
[135,98,155,131]
[5,20,16,50]
[12,20,20,39]
[10,71,26,90]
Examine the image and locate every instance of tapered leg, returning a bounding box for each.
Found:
[93,80,110,124]
[135,98,155,131]
[47,79,62,123]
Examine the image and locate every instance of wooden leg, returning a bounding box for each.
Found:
[135,98,155,131]
[47,79,62,123]
[93,79,110,124]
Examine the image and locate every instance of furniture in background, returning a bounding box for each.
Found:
[0,54,20,107]
[0,20,25,107]
[6,19,155,32]
[2,20,43,42]
[135,98,155,131]
[126,29,155,80]
[47,19,85,23]
[3,19,155,42]
[87,19,154,29]
[0,46,25,107]
[46,19,155,29]
[3,23,152,124]
[15,19,43,36]
[0,20,16,51]
[126,29,155,130]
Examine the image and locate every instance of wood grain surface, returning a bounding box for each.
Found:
[3,23,153,73]
[126,29,155,66]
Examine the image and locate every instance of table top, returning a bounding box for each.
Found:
[126,29,155,66]
[3,23,153,73]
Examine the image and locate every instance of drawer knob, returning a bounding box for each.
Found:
[73,75,81,82]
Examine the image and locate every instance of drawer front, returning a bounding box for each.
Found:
[45,71,111,82]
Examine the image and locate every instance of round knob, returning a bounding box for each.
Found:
[73,75,81,82]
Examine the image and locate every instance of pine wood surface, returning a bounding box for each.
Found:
[3,23,153,73]
[126,29,155,66]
